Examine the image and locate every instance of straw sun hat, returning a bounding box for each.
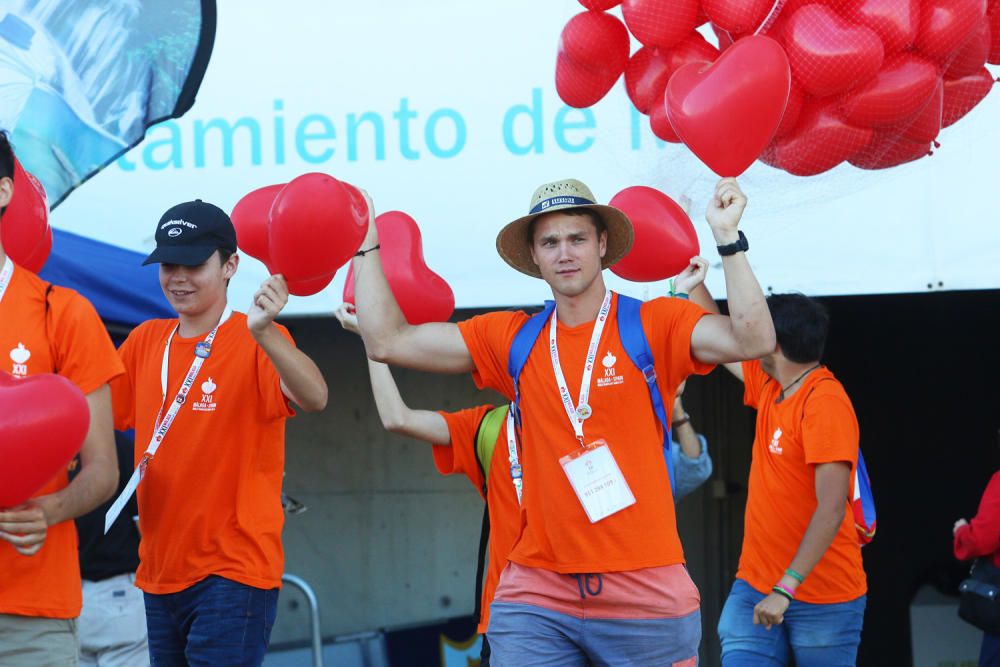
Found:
[495,179,634,279]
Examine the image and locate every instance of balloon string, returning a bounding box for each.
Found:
[754,0,788,36]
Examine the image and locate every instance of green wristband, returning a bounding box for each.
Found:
[785,568,805,585]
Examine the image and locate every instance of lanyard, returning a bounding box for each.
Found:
[104,307,232,533]
[549,290,612,446]
[505,407,522,505]
[0,257,13,305]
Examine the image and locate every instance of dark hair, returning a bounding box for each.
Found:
[218,248,235,264]
[766,293,830,363]
[527,208,606,244]
[0,131,13,182]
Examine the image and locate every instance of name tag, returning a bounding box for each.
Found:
[559,440,636,523]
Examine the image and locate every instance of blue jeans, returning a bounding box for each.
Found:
[718,579,865,667]
[143,575,278,667]
[488,602,701,666]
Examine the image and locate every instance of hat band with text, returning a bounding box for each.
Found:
[529,195,595,215]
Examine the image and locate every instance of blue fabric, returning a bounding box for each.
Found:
[143,575,278,667]
[488,601,701,667]
[673,434,712,501]
[718,579,865,667]
[39,228,173,326]
[507,300,555,429]
[982,632,1000,667]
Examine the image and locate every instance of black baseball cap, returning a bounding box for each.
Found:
[142,199,238,266]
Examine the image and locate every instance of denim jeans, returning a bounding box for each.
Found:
[718,579,865,667]
[488,601,701,667]
[143,575,278,667]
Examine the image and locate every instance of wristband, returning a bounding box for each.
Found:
[772,584,795,601]
[355,244,380,257]
[716,231,748,257]
[668,278,689,300]
[785,568,805,585]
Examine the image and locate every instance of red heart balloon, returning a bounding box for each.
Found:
[0,372,89,508]
[286,272,336,297]
[579,0,621,8]
[626,34,719,114]
[267,173,369,283]
[784,4,885,97]
[666,35,790,176]
[609,186,699,282]
[945,21,992,78]
[763,99,874,176]
[2,158,50,273]
[989,6,1000,63]
[840,53,940,127]
[649,100,682,142]
[622,0,700,49]
[556,12,629,108]
[916,0,987,61]
[848,131,933,169]
[342,211,454,324]
[231,184,284,265]
[556,53,622,108]
[844,0,920,53]
[900,78,944,142]
[942,66,996,126]
[774,82,805,138]
[702,0,775,35]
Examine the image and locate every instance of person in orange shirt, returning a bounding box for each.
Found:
[111,199,327,665]
[694,288,867,666]
[0,131,123,665]
[350,178,775,665]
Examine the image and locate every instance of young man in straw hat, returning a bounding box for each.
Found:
[352,177,775,665]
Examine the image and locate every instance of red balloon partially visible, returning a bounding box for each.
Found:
[942,66,996,126]
[268,173,369,285]
[844,0,920,54]
[900,77,944,142]
[848,131,934,169]
[2,158,50,273]
[626,33,719,114]
[916,0,987,61]
[0,371,89,508]
[650,101,682,142]
[231,184,283,265]
[840,53,940,127]
[557,11,630,108]
[944,21,992,78]
[286,272,336,298]
[342,211,455,325]
[784,4,885,98]
[579,0,621,8]
[764,100,874,176]
[702,0,774,35]
[989,6,1000,62]
[622,0,700,49]
[556,54,622,108]
[666,35,791,176]
[609,186,699,282]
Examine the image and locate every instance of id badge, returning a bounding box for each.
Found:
[559,439,636,523]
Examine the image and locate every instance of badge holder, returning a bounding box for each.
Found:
[559,439,636,523]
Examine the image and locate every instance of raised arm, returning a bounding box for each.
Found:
[688,281,744,382]
[689,179,775,366]
[352,193,474,374]
[336,304,451,444]
[249,275,328,412]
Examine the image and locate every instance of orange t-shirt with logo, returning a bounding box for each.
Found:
[433,404,520,634]
[0,262,124,618]
[457,293,712,573]
[737,360,867,603]
[112,312,294,594]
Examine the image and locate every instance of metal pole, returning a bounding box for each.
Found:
[281,573,323,667]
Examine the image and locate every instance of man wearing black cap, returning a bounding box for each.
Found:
[109,200,328,665]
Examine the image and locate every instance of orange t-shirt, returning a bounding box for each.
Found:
[112,312,294,594]
[433,404,520,634]
[737,360,867,603]
[0,262,124,618]
[457,293,712,573]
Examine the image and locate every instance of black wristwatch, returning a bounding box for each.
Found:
[717,231,749,257]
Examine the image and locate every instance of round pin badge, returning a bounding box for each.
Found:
[195,342,212,359]
[576,404,592,420]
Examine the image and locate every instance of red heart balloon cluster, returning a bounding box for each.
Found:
[342,211,455,324]
[0,371,89,508]
[609,186,700,282]
[557,0,998,176]
[231,174,369,296]
[2,158,52,273]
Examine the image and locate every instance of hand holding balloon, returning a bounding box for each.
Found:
[247,275,289,336]
[334,303,361,336]
[672,256,709,295]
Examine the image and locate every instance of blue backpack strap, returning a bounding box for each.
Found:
[508,301,556,427]
[616,293,676,496]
